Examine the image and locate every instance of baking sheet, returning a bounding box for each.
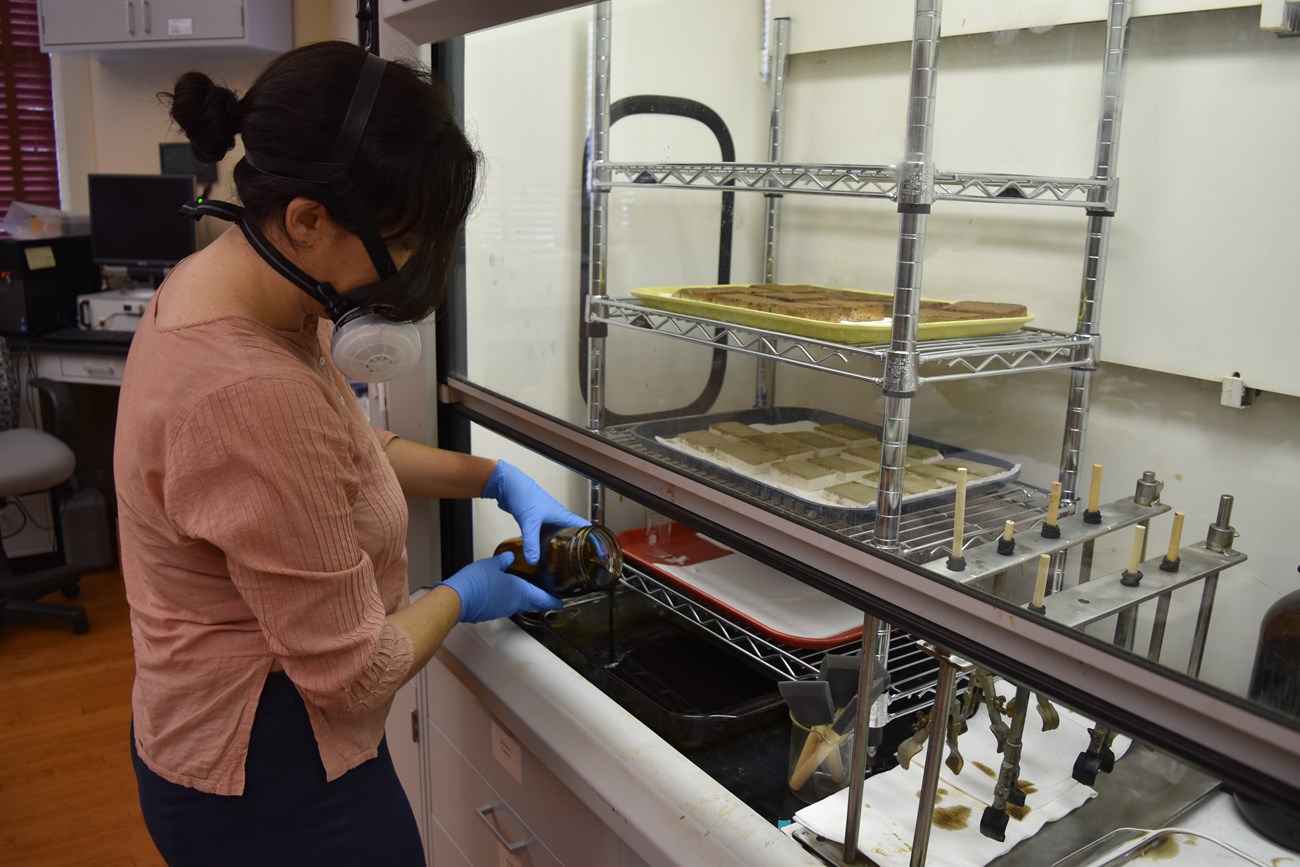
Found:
[618,524,863,649]
[631,284,1034,343]
[623,407,1020,520]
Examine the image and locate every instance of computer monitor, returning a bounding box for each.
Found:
[88,173,197,277]
[159,142,218,185]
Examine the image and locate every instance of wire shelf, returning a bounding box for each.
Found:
[591,298,1095,384]
[618,565,958,721]
[598,161,1114,209]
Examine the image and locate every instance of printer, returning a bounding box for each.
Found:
[0,235,100,337]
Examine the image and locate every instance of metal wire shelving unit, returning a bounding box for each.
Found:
[579,2,1137,861]
[585,4,1129,548]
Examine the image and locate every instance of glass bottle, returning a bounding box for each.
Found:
[493,524,623,598]
[1233,587,1300,851]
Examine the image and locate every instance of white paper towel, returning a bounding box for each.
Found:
[795,685,1131,867]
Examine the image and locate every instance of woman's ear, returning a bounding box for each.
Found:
[282,197,330,246]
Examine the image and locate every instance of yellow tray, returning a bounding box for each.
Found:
[630,284,1034,344]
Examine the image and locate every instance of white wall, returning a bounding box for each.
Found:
[459,0,1299,702]
[775,6,1300,396]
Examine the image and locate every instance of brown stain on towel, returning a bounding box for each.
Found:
[932,805,971,831]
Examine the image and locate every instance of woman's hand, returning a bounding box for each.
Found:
[481,461,588,563]
[442,551,563,623]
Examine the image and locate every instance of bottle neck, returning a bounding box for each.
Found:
[560,525,621,591]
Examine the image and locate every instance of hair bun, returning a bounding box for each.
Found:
[165,71,242,164]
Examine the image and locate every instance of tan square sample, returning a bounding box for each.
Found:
[713,440,784,474]
[672,430,731,455]
[709,420,762,440]
[815,423,878,447]
[751,432,815,460]
[808,454,874,483]
[784,430,844,457]
[826,481,878,507]
[770,459,838,492]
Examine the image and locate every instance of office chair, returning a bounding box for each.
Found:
[0,336,90,634]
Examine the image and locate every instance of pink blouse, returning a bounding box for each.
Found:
[115,301,414,795]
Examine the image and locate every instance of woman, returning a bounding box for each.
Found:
[114,41,582,865]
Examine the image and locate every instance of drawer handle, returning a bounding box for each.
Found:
[475,802,528,854]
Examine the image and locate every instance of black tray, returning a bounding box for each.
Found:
[515,589,786,750]
[620,406,1018,520]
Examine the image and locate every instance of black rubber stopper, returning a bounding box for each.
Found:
[1159,556,1181,572]
[1083,509,1102,524]
[1120,569,1143,587]
[1027,602,1046,615]
[946,555,967,572]
[980,806,1010,842]
[996,536,1016,555]
[1041,523,1061,539]
[1072,751,1101,786]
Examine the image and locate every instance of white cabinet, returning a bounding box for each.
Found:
[422,656,646,867]
[385,675,427,859]
[38,0,291,56]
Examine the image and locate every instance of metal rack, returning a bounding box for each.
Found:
[584,1,1131,549]
[620,563,959,722]
[593,297,1098,384]
[602,162,1115,209]
[582,3,1135,864]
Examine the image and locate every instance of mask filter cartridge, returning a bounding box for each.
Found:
[331,313,422,383]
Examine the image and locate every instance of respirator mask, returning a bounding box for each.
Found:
[182,53,425,383]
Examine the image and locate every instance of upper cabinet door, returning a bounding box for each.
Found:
[39,0,142,47]
[39,0,289,54]
[133,0,246,43]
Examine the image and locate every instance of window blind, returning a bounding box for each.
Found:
[0,0,60,227]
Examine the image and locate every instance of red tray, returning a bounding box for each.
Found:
[617,524,863,650]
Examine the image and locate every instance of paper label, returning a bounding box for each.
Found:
[24,246,56,270]
[167,18,194,36]
[490,721,523,784]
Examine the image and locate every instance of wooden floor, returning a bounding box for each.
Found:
[1,571,165,867]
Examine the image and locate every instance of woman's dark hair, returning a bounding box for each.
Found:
[163,41,480,319]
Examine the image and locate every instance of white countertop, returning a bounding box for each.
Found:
[438,618,823,867]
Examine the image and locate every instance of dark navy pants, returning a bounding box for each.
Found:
[131,672,424,866]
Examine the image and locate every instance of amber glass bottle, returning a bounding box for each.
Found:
[493,524,623,598]
[1233,588,1300,851]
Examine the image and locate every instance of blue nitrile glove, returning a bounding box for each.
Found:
[443,551,564,623]
[481,460,588,564]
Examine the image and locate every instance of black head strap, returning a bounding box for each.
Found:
[179,198,355,321]
[242,52,396,282]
